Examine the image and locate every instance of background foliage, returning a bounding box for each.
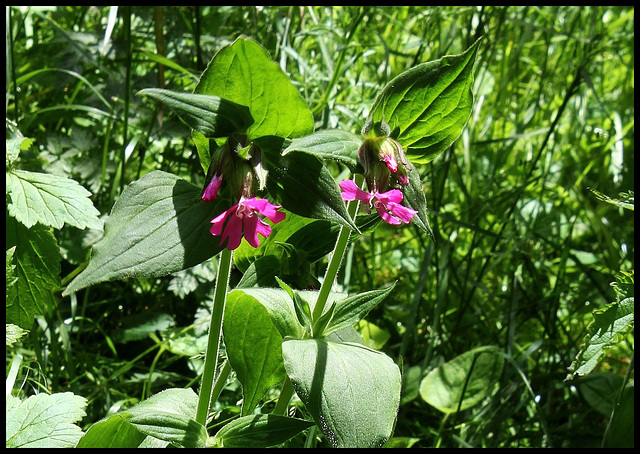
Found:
[6,6,634,448]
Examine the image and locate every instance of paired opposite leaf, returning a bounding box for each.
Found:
[63,171,224,296]
[213,414,314,448]
[282,339,401,448]
[138,88,253,138]
[195,35,314,141]
[369,38,481,164]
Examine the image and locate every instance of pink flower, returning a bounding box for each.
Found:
[202,175,223,202]
[340,180,417,226]
[210,197,286,250]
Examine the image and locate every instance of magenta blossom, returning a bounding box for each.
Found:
[210,197,286,250]
[202,174,223,202]
[340,180,417,225]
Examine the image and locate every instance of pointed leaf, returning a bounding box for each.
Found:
[214,414,314,448]
[138,88,253,138]
[195,36,314,140]
[77,414,146,448]
[369,39,481,164]
[263,148,358,231]
[282,129,362,170]
[63,171,224,296]
[124,388,206,448]
[223,293,287,416]
[322,284,395,337]
[282,339,401,448]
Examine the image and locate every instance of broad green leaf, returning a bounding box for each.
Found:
[226,288,303,340]
[320,284,395,337]
[419,345,503,414]
[223,293,287,416]
[63,171,224,296]
[6,392,87,448]
[6,218,61,329]
[195,35,314,141]
[76,414,146,448]
[263,148,358,231]
[282,339,401,448]
[282,129,362,170]
[213,414,314,448]
[124,388,206,448]
[6,136,35,166]
[7,169,102,230]
[138,88,253,138]
[368,39,481,164]
[566,297,634,380]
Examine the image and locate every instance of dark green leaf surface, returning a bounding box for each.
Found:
[138,88,253,138]
[369,39,481,164]
[282,339,401,448]
[214,414,314,448]
[63,171,224,296]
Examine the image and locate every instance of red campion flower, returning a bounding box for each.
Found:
[210,197,285,250]
[339,180,416,225]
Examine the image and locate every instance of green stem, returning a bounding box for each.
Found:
[195,248,233,426]
[312,174,363,323]
[272,376,295,416]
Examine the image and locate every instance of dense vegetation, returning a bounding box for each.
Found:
[6,6,634,448]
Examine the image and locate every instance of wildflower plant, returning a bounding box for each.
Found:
[57,36,481,447]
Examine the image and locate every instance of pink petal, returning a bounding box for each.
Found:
[387,201,417,224]
[209,204,236,237]
[202,175,223,202]
[374,201,401,225]
[383,154,398,172]
[242,214,261,248]
[220,211,244,250]
[340,180,372,203]
[375,188,404,204]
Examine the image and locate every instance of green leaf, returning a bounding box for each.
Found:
[6,218,61,329]
[112,312,175,344]
[368,38,481,164]
[321,284,395,337]
[263,148,358,231]
[7,169,102,230]
[6,392,87,448]
[282,339,401,448]
[76,414,146,448]
[63,171,224,296]
[566,297,634,380]
[282,129,362,170]
[419,345,503,414]
[401,157,433,237]
[213,414,314,448]
[223,293,287,416]
[138,88,253,138]
[194,35,314,141]
[124,388,206,448]
[226,288,304,341]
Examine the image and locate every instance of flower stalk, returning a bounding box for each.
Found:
[195,247,233,426]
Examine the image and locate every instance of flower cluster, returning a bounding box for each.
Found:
[341,119,417,225]
[201,136,285,250]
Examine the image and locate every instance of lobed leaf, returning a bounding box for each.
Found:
[7,169,102,230]
[6,392,87,448]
